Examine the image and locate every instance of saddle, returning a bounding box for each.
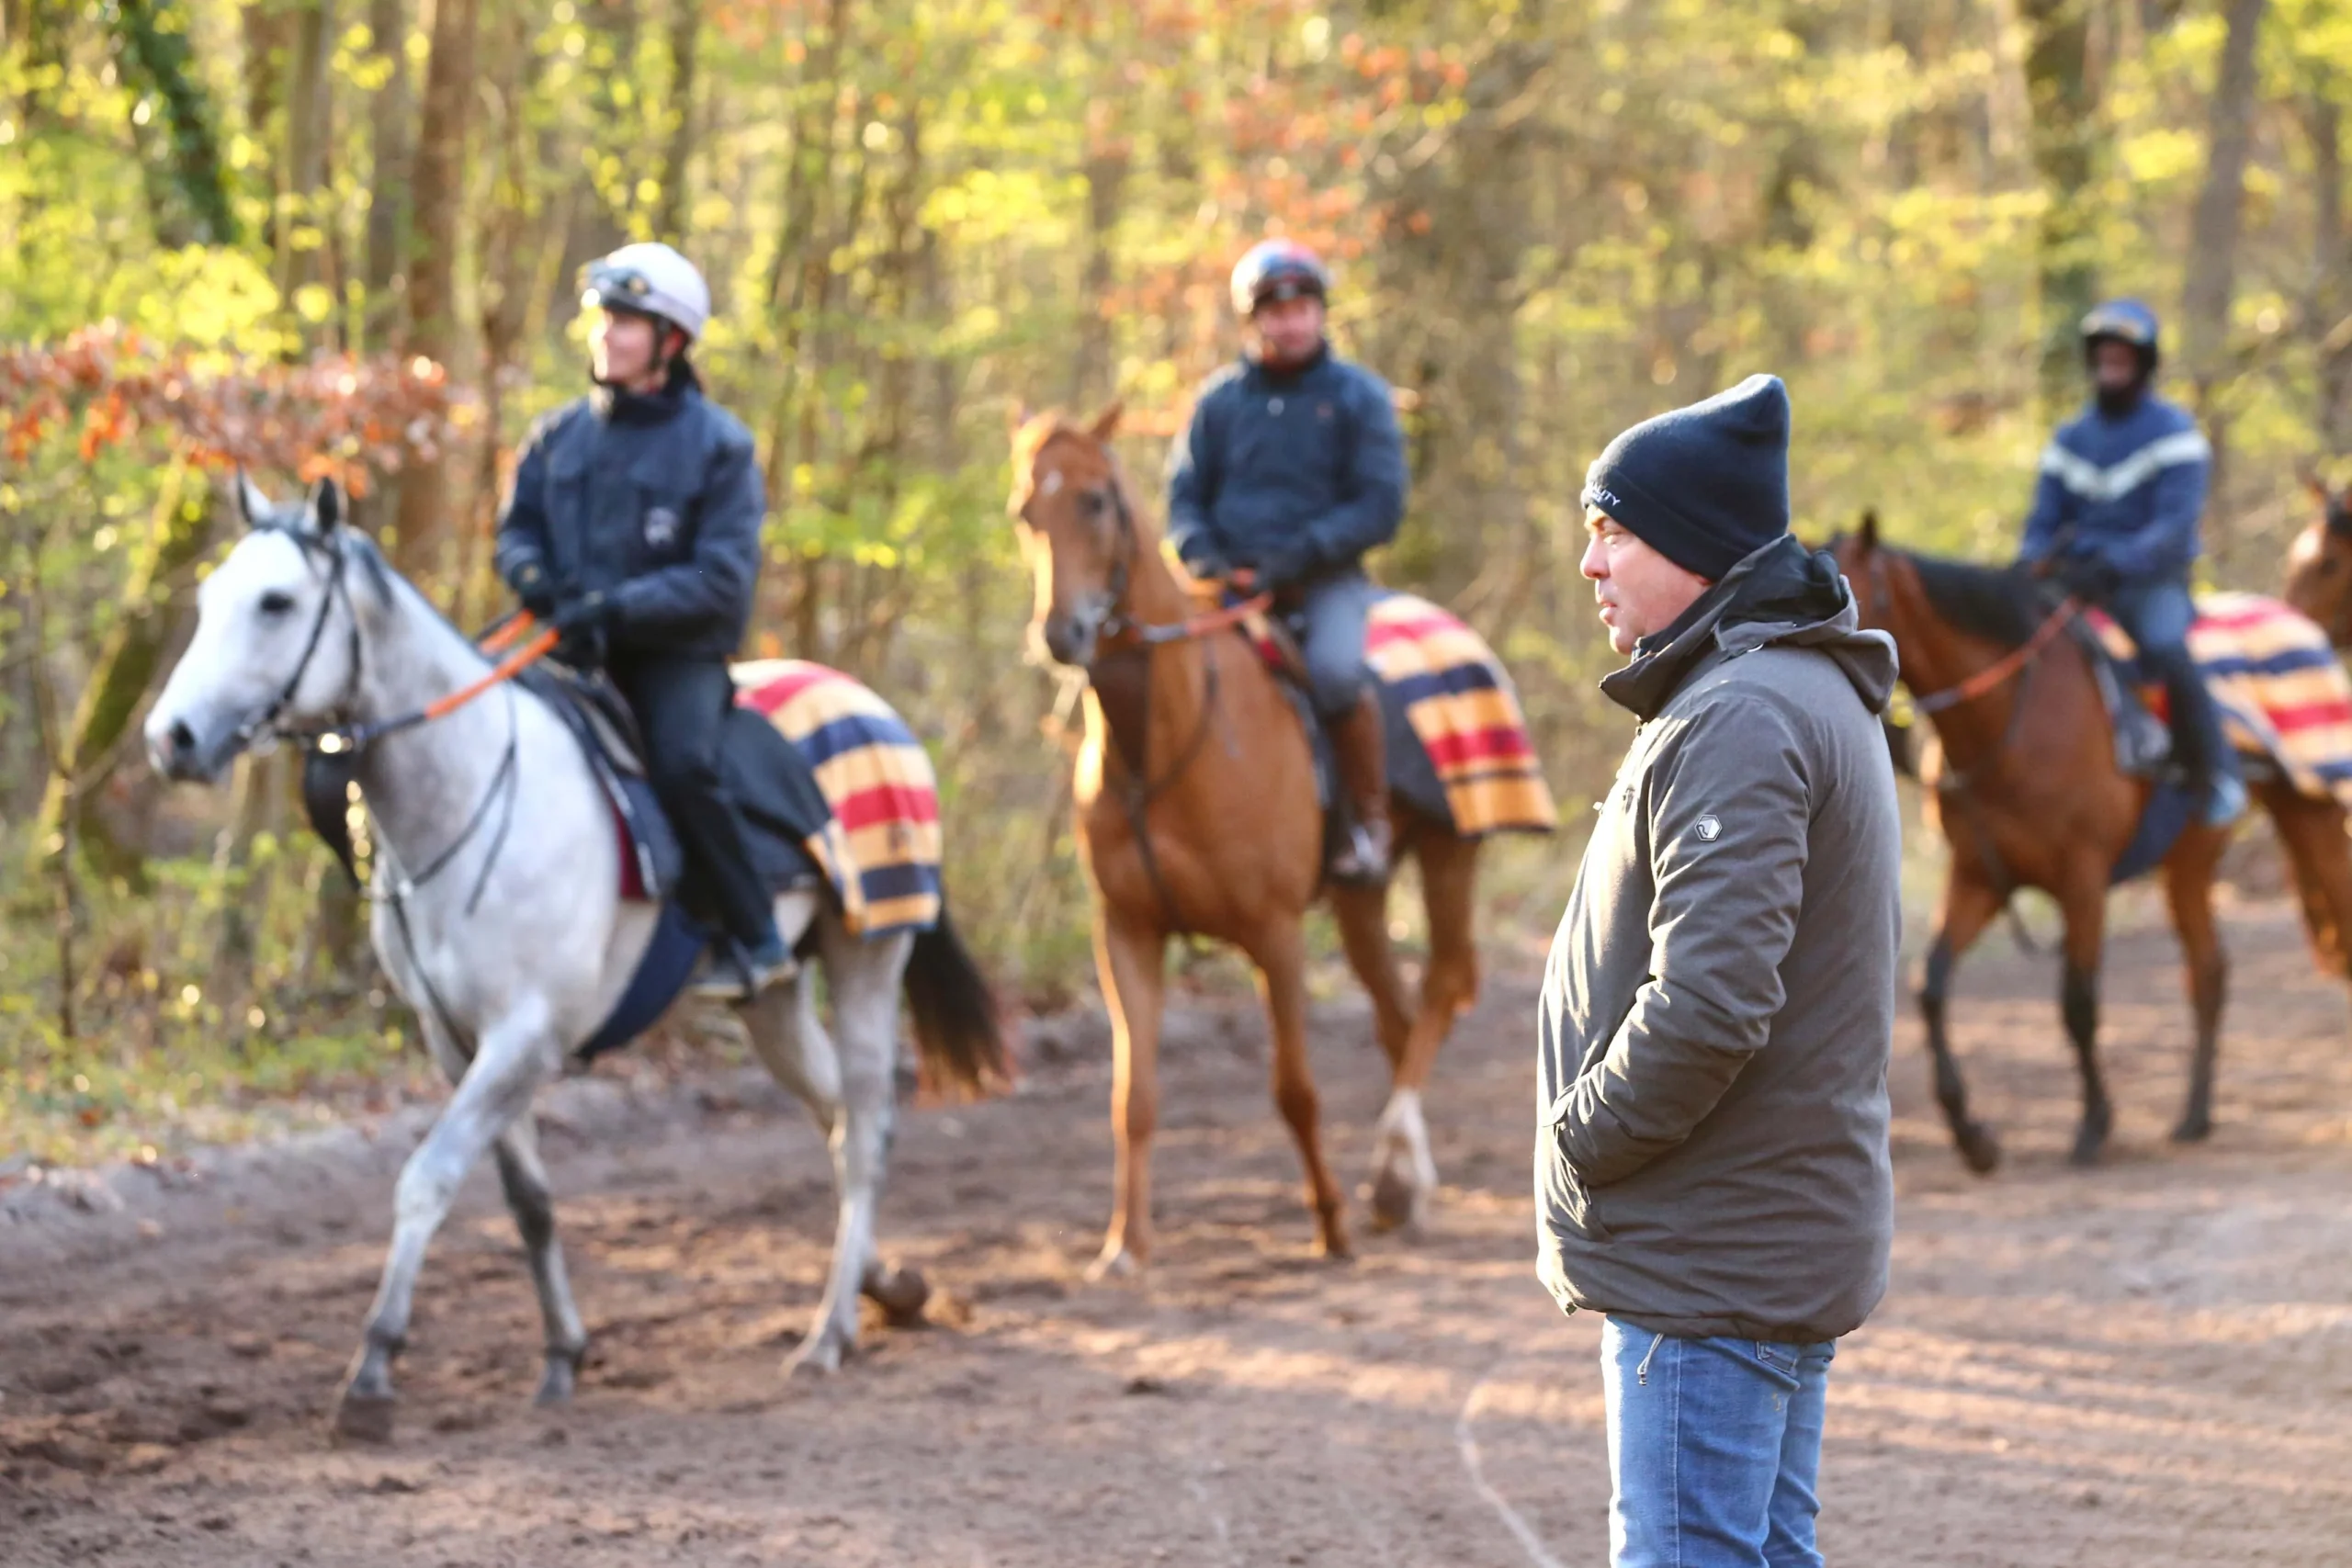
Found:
[519,662,827,906]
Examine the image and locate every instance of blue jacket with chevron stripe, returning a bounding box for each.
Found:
[2018,392,2212,584]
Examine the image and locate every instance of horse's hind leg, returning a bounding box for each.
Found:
[494,1118,589,1404]
[2054,870,2115,1168]
[741,923,918,1375]
[1249,918,1351,1259]
[2162,827,2231,1144]
[1371,824,1481,1234]
[1923,870,2004,1175]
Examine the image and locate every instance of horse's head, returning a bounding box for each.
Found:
[1006,401,1134,668]
[146,474,371,783]
[2282,474,2352,649]
[1826,510,1904,637]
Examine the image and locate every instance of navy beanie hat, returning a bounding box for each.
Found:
[1581,374,1792,581]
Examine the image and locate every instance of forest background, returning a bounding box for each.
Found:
[2,0,2348,1161]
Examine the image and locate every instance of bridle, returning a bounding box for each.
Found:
[1023,446,1272,934]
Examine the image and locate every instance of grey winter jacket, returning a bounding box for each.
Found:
[1534,534,1902,1345]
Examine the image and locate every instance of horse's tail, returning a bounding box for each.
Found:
[903,905,1009,1093]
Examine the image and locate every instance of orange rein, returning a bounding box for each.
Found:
[317,614,561,753]
[1112,590,1277,648]
[1910,596,2082,716]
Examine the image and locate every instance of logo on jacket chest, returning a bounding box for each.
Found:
[643,505,682,550]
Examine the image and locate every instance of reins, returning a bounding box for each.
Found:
[1907,594,2081,716]
[1083,471,1271,935]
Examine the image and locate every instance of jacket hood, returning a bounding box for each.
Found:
[1600,533,1898,721]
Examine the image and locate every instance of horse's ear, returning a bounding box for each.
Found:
[236,469,274,529]
[2307,468,2335,505]
[1858,509,1881,549]
[1006,400,1031,440]
[1088,400,1125,443]
[310,476,345,535]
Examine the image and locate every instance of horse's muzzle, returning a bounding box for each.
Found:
[145,711,239,784]
[1042,606,1106,668]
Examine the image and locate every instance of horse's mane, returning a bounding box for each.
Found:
[1899,549,2062,650]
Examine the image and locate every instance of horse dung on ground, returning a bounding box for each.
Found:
[142,475,1004,1444]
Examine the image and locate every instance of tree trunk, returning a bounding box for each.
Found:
[2305,95,2351,450]
[390,0,481,584]
[2018,0,2103,416]
[110,0,239,245]
[653,0,701,241]
[2177,0,2267,397]
[360,0,413,348]
[27,462,216,890]
[277,0,337,328]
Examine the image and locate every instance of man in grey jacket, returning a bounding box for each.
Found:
[1537,374,1902,1568]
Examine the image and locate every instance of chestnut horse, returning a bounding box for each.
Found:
[2280,478,2352,647]
[1835,517,2352,1170]
[1009,405,1486,1273]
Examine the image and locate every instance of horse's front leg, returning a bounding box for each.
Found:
[333,999,557,1444]
[1090,910,1168,1279]
[2055,872,2115,1168]
[1922,867,2004,1175]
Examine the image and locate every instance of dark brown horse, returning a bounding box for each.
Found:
[2280,478,2352,647]
[1009,404,1497,1274]
[1834,517,2352,1170]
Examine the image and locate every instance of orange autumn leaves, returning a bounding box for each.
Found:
[1,324,463,491]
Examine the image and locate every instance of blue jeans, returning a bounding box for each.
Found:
[1602,1318,1837,1568]
[2107,575,2238,800]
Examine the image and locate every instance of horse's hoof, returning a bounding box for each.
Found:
[1316,1219,1354,1263]
[2171,1114,2214,1145]
[786,1338,847,1379]
[1956,1124,2002,1177]
[863,1265,931,1328]
[2067,1133,2108,1168]
[1368,1166,1422,1235]
[329,1389,398,1447]
[534,1356,582,1408]
[1085,1247,1142,1283]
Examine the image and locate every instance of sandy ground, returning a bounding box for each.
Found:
[5,896,2352,1566]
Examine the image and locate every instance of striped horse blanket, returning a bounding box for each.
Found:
[2088,592,2352,811]
[1363,592,1557,837]
[731,660,944,937]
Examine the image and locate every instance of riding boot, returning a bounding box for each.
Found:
[1326,688,1393,885]
[2164,665,2246,828]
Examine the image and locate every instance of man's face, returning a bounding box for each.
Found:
[590,309,663,388]
[1250,293,1326,368]
[1580,508,1713,657]
[2090,338,2143,395]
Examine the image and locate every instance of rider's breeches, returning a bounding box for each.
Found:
[1295,568,1382,718]
[608,655,780,947]
[2108,576,2238,792]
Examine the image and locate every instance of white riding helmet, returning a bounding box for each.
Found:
[581,242,711,343]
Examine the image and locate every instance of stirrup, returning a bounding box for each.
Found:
[2200,774,2248,829]
[1329,823,1392,886]
[687,940,796,1003]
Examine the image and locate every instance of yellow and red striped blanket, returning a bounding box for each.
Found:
[2087,592,2352,811]
[731,660,944,937]
[1363,592,1557,837]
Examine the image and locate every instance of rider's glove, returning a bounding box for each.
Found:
[510,558,559,621]
[553,590,613,637]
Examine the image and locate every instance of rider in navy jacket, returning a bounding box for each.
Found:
[2016,299,2241,826]
[1164,240,1408,881]
[496,243,789,1000]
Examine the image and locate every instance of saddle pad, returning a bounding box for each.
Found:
[2087,592,2352,811]
[730,660,944,937]
[1363,592,1557,837]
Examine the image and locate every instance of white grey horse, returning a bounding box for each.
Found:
[144,477,1003,1443]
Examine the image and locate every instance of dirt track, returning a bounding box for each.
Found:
[6,895,2352,1566]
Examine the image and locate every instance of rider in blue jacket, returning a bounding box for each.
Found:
[496,243,790,999]
[1166,240,1410,880]
[2018,299,2243,827]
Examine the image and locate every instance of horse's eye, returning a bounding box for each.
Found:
[258,590,296,615]
[1078,490,1109,518]
[2322,558,2342,578]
